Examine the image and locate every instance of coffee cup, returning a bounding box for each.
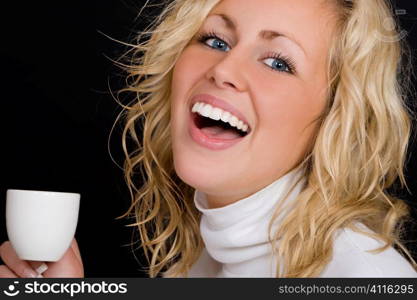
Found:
[6,189,80,262]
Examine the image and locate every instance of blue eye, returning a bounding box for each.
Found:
[263,57,292,73]
[204,37,230,52]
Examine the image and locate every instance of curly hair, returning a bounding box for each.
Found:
[114,0,417,277]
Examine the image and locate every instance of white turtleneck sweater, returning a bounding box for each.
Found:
[179,168,417,278]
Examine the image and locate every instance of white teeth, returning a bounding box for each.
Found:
[201,104,212,117]
[229,115,238,127]
[220,111,231,123]
[211,107,222,121]
[191,102,249,133]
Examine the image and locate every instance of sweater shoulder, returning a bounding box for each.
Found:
[320,225,417,277]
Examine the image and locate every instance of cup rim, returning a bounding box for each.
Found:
[7,189,80,197]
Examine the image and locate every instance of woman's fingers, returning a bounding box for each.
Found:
[40,240,84,278]
[0,238,84,278]
[0,265,18,278]
[70,238,83,267]
[0,241,40,278]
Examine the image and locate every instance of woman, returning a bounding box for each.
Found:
[1,0,416,278]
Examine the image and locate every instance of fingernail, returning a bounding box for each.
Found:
[23,269,38,278]
[35,263,48,275]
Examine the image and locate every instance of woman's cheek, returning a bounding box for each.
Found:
[175,46,210,75]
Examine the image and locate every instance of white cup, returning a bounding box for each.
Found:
[6,189,80,262]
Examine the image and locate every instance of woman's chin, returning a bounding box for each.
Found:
[178,172,225,192]
[174,162,229,192]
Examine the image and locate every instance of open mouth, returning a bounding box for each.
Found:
[191,101,251,141]
[193,112,249,139]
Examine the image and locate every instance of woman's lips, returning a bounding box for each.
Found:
[188,111,245,151]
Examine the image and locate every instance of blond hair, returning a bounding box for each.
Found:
[114,0,417,277]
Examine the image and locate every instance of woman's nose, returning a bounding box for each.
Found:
[205,50,247,92]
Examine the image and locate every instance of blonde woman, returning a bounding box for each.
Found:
[1,0,417,278]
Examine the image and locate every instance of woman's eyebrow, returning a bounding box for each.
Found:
[210,13,307,58]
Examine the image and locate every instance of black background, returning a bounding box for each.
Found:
[0,1,417,277]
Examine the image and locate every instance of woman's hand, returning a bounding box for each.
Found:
[0,238,84,278]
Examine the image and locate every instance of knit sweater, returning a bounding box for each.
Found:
[180,168,417,277]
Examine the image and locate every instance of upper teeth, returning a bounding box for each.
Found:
[191,102,249,133]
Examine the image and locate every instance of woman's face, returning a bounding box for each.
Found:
[170,0,335,208]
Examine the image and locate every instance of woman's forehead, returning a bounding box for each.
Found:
[206,0,337,61]
[208,0,336,34]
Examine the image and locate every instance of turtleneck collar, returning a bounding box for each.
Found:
[193,166,306,276]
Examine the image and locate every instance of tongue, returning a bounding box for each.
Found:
[200,125,241,140]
